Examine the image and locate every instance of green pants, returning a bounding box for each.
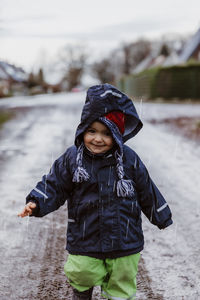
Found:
[64,253,140,300]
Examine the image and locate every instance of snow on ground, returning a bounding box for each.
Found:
[0,92,85,300]
[0,91,86,109]
[131,101,200,299]
[0,93,199,299]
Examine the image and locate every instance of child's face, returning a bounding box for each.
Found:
[84,121,114,154]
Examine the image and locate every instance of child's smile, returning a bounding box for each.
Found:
[84,121,114,154]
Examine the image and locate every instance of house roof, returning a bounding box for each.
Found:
[133,55,154,73]
[0,61,27,82]
[178,27,200,63]
[133,44,175,73]
[163,52,180,66]
[0,64,9,80]
[133,28,200,73]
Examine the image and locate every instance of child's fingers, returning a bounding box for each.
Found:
[25,205,33,214]
[18,211,28,218]
[18,207,31,217]
[18,209,29,218]
[29,203,36,209]
[18,202,36,218]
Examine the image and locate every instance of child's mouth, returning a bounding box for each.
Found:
[91,144,105,148]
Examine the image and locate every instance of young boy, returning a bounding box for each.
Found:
[18,84,173,300]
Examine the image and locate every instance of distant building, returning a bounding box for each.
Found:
[133,27,200,74]
[0,61,28,97]
[178,27,200,63]
[133,47,171,74]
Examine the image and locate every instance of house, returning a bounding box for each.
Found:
[178,27,200,63]
[0,61,28,97]
[133,27,200,74]
[133,43,175,73]
[0,63,10,97]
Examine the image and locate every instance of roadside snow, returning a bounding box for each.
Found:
[0,94,199,299]
[129,102,200,299]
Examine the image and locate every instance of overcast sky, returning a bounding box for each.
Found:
[0,0,200,73]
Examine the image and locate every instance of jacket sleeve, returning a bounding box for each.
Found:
[26,150,73,217]
[135,156,173,229]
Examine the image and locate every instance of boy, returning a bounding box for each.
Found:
[18,84,173,300]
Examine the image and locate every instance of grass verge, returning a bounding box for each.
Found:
[0,110,14,128]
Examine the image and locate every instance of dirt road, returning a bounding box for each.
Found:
[0,93,199,299]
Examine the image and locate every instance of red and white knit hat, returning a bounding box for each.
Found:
[104,111,125,135]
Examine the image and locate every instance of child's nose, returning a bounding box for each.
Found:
[94,134,103,142]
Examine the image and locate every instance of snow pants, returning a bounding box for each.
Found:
[64,253,140,300]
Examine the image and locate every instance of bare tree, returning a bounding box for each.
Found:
[91,58,115,84]
[58,44,87,91]
[91,39,151,83]
[121,39,151,74]
[91,47,125,84]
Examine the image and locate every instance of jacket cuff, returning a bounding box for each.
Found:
[158,219,173,230]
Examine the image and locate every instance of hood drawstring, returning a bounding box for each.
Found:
[99,116,135,198]
[72,145,134,198]
[72,143,90,183]
[115,151,135,197]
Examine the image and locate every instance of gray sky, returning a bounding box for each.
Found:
[0,0,200,72]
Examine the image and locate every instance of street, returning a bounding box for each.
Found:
[0,93,199,299]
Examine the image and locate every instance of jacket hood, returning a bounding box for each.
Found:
[75,83,143,147]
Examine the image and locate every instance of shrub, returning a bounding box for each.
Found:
[117,63,200,100]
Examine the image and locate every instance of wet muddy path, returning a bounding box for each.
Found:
[0,94,200,299]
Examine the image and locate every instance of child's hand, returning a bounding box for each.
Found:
[18,202,37,218]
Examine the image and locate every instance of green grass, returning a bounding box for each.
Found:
[0,111,14,128]
[195,120,200,129]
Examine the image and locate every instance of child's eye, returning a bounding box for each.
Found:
[105,131,111,136]
[87,129,95,133]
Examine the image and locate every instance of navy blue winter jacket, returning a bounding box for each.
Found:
[26,84,173,258]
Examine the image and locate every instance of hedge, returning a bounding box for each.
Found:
[117,63,200,100]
